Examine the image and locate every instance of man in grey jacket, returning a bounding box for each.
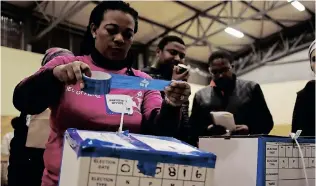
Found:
[189,51,274,146]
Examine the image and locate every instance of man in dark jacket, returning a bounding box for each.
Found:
[189,51,274,146]
[292,40,315,136]
[142,36,191,143]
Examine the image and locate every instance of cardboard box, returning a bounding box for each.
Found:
[199,136,315,186]
[59,129,216,186]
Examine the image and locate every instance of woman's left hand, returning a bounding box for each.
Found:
[164,81,191,107]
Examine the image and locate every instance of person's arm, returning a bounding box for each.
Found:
[188,94,206,146]
[177,101,190,142]
[180,101,190,126]
[141,89,182,137]
[292,93,304,133]
[188,96,200,146]
[248,84,274,134]
[13,55,75,115]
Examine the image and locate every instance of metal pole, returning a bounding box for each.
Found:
[32,1,89,42]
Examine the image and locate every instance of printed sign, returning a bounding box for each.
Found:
[105,95,133,115]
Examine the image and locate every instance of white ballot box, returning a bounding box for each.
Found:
[59,129,216,186]
[199,136,315,186]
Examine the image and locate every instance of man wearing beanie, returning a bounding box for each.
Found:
[292,40,315,136]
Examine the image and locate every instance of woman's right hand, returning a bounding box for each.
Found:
[53,61,92,89]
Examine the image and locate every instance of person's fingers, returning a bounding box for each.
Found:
[70,62,82,83]
[72,64,82,84]
[176,70,189,80]
[164,86,184,98]
[60,71,69,83]
[168,92,187,101]
[183,72,190,80]
[81,63,91,77]
[165,86,186,94]
[169,87,191,97]
[168,89,191,97]
[173,66,179,73]
[167,95,178,103]
[165,97,178,107]
[165,85,191,98]
[53,66,64,82]
[170,81,190,89]
[164,86,173,92]
[165,93,189,105]
[182,70,189,76]
[207,125,214,130]
[66,68,76,84]
[236,125,245,129]
[235,125,248,131]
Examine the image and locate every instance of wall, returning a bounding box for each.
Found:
[240,48,314,136]
[240,49,312,84]
[260,80,308,136]
[1,46,43,116]
[1,47,43,137]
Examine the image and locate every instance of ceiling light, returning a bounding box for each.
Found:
[288,0,305,12]
[224,27,244,38]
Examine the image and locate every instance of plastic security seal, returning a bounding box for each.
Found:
[82,71,172,95]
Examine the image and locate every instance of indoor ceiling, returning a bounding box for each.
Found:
[5,0,316,63]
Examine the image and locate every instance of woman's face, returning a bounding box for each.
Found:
[91,10,135,60]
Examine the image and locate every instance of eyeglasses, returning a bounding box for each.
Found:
[210,67,231,76]
[311,56,315,63]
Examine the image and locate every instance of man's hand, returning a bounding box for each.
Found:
[206,124,249,135]
[172,66,189,81]
[164,81,191,107]
[206,124,227,135]
[234,125,249,135]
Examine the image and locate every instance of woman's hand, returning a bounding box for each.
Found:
[164,81,191,107]
[53,61,92,89]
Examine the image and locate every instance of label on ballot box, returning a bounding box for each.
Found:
[59,129,216,186]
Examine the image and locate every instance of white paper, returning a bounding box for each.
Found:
[133,135,198,153]
[78,131,136,148]
[210,111,236,131]
[106,94,133,115]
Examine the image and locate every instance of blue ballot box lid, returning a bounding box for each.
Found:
[64,128,216,176]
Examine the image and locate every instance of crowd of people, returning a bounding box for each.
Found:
[4,1,315,186]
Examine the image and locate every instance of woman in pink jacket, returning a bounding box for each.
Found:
[13,1,191,186]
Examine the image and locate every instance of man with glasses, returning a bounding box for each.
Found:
[189,51,274,146]
[142,36,191,144]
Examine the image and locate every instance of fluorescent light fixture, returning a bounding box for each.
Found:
[288,0,305,11]
[224,27,244,38]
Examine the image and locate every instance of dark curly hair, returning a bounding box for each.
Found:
[208,50,233,66]
[80,1,139,55]
[157,35,185,50]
